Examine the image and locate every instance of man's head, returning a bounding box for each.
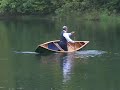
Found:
[63,26,68,31]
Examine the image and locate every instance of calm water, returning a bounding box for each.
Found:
[0,16,120,90]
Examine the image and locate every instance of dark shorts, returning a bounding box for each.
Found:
[59,41,68,51]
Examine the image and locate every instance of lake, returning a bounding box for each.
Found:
[0,16,120,90]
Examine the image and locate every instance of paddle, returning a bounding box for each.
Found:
[71,31,76,51]
[74,36,76,51]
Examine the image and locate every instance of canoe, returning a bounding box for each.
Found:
[35,40,89,53]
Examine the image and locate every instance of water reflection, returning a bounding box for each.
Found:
[0,15,120,90]
[59,53,75,83]
[37,50,106,84]
[38,53,75,84]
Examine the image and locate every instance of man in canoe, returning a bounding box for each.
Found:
[59,26,75,51]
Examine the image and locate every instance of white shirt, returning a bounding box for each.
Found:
[63,30,74,43]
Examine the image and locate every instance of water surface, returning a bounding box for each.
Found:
[0,16,120,90]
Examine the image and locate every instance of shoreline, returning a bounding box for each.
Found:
[0,13,120,21]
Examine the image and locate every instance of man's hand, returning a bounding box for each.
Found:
[71,31,75,34]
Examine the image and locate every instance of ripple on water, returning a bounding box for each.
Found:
[14,51,38,54]
[75,50,107,59]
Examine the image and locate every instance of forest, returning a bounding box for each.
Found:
[0,0,120,16]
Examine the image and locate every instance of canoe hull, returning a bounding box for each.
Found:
[35,40,89,53]
[35,45,55,54]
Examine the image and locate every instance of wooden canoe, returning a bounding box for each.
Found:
[35,40,89,53]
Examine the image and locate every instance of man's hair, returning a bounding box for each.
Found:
[63,26,67,30]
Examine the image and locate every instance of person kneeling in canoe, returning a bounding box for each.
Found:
[59,26,75,51]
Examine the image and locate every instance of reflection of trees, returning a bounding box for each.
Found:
[0,22,15,90]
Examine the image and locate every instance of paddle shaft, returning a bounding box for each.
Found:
[74,36,76,50]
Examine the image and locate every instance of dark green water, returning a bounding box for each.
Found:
[0,16,120,90]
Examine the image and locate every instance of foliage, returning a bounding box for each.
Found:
[0,0,63,15]
[0,0,120,15]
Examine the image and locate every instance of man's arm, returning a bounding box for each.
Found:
[63,33,74,43]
